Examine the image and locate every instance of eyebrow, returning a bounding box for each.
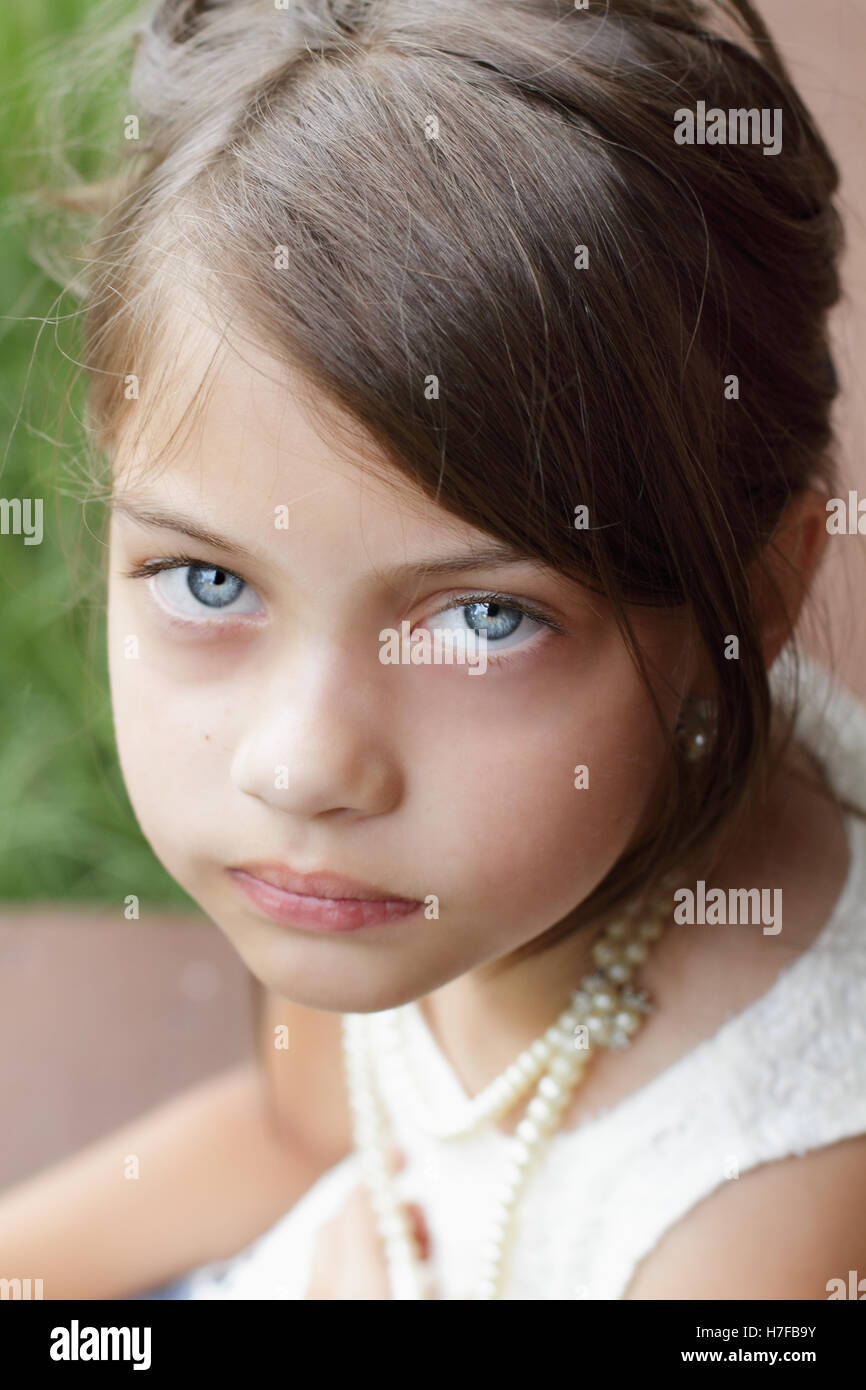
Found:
[111,499,541,582]
[111,501,261,564]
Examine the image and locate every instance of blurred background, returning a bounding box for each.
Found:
[0,0,864,1193]
[0,0,256,1195]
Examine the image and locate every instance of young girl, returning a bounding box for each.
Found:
[4,0,866,1300]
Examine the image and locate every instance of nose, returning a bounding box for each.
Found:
[230,648,403,820]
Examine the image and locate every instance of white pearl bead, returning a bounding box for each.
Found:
[343,880,670,1299]
[539,1074,565,1101]
[592,940,620,966]
[528,1095,555,1124]
[639,919,663,939]
[504,1160,528,1189]
[614,1009,640,1033]
[591,990,616,1013]
[550,1053,582,1081]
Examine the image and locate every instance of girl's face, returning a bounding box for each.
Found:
[107,317,697,1012]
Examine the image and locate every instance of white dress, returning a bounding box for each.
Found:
[183,651,866,1299]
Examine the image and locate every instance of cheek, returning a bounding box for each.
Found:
[409,661,668,916]
[107,590,226,851]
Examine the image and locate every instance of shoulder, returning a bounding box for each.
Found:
[623,1131,866,1299]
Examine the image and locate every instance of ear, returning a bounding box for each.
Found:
[750,487,830,671]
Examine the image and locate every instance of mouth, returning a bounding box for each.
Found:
[226,862,425,933]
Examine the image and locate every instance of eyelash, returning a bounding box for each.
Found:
[123,554,230,583]
[122,558,567,657]
[122,554,262,628]
[426,590,565,634]
[425,591,565,672]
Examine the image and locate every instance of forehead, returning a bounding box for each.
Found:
[109,294,513,568]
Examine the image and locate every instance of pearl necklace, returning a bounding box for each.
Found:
[341,874,676,1300]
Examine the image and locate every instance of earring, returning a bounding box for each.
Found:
[675,695,716,762]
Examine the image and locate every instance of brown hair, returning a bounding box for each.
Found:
[27,0,862,966]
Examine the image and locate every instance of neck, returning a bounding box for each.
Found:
[418,730,832,1105]
[418,906,607,1100]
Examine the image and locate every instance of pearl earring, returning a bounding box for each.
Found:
[675,695,716,761]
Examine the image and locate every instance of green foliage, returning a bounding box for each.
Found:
[0,0,194,908]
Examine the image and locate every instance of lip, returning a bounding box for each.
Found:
[227,863,424,933]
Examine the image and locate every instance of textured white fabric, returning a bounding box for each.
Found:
[183,651,866,1299]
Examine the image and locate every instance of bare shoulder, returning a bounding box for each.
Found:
[623,1132,866,1300]
[256,989,354,1168]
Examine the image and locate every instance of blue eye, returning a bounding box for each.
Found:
[186,566,245,608]
[147,563,264,619]
[416,594,552,656]
[461,600,523,641]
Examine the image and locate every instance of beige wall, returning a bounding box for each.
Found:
[761,0,866,697]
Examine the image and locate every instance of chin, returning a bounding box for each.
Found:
[216,927,423,1015]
